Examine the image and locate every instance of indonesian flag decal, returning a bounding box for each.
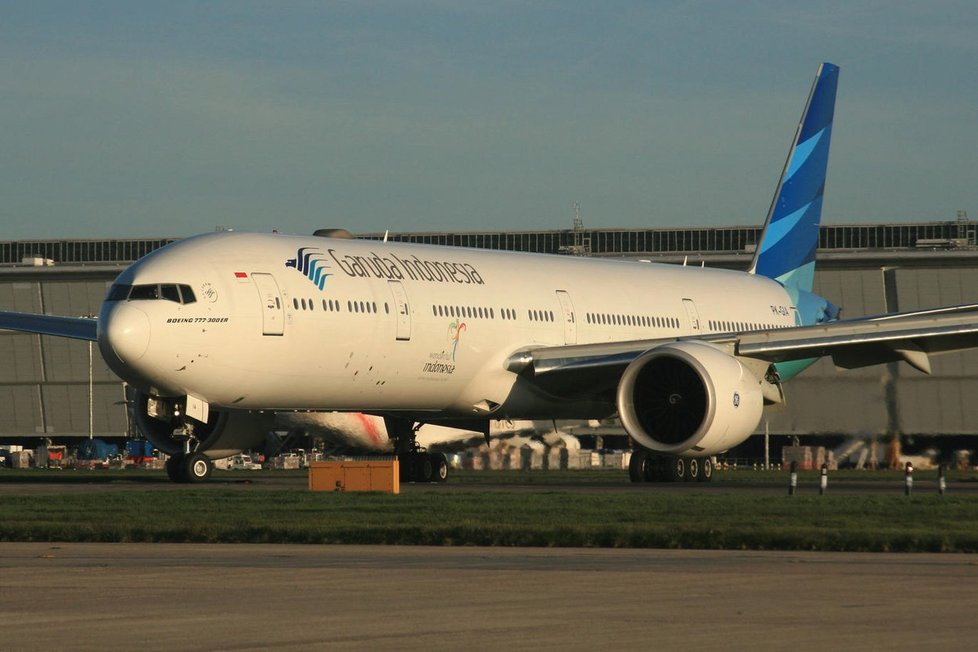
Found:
[234,272,249,282]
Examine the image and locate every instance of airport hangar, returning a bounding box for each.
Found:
[2,218,978,456]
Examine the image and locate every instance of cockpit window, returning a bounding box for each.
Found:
[107,284,131,301]
[129,284,161,300]
[115,283,198,304]
[160,284,181,303]
[178,285,197,304]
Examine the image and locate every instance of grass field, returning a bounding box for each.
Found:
[2,468,977,551]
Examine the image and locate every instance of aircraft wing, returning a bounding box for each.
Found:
[506,304,978,398]
[0,311,98,341]
[736,304,978,373]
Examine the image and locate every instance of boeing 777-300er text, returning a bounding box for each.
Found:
[5,62,978,483]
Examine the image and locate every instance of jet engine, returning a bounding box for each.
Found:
[131,391,272,459]
[616,341,764,456]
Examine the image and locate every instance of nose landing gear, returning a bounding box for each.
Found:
[165,451,214,483]
[163,421,213,483]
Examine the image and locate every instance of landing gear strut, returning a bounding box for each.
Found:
[164,421,213,483]
[385,417,449,483]
[629,449,714,483]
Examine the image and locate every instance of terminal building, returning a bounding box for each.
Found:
[2,218,978,452]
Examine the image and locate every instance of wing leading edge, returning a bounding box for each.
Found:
[0,311,98,341]
[735,305,978,374]
[506,305,978,400]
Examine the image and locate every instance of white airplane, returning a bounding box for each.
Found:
[276,412,552,452]
[273,412,570,478]
[5,62,978,484]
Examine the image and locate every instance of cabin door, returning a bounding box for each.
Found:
[682,298,701,332]
[555,290,577,344]
[388,280,411,341]
[252,273,285,336]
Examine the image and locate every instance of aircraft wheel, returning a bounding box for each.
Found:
[165,455,188,483]
[686,458,700,482]
[645,455,662,482]
[698,457,714,482]
[185,452,213,483]
[628,450,648,483]
[668,457,686,482]
[416,454,434,483]
[430,453,449,482]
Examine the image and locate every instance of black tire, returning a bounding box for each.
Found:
[185,452,213,483]
[668,457,686,482]
[416,454,434,483]
[628,450,649,483]
[698,457,714,482]
[430,453,449,482]
[644,455,659,482]
[165,455,188,483]
[686,458,700,482]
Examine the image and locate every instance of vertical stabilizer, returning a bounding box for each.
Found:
[749,63,839,293]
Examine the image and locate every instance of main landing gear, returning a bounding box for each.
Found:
[400,449,449,483]
[628,449,714,483]
[385,417,449,483]
[165,451,214,483]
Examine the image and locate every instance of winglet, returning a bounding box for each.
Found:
[749,63,839,293]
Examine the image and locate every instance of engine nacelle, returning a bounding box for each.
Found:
[132,391,272,459]
[616,341,764,456]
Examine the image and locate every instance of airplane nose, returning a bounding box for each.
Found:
[100,303,150,363]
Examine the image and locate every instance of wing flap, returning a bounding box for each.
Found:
[506,305,978,401]
[0,311,98,341]
[736,313,978,372]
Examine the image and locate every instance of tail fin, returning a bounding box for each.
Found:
[748,62,839,293]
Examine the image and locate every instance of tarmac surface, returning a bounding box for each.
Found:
[2,471,977,650]
[1,542,977,651]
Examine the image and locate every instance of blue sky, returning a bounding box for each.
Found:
[1,1,976,240]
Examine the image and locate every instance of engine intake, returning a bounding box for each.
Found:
[616,341,764,456]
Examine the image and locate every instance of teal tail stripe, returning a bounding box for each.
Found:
[750,63,839,293]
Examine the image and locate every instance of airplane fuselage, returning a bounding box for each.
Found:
[98,231,797,420]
